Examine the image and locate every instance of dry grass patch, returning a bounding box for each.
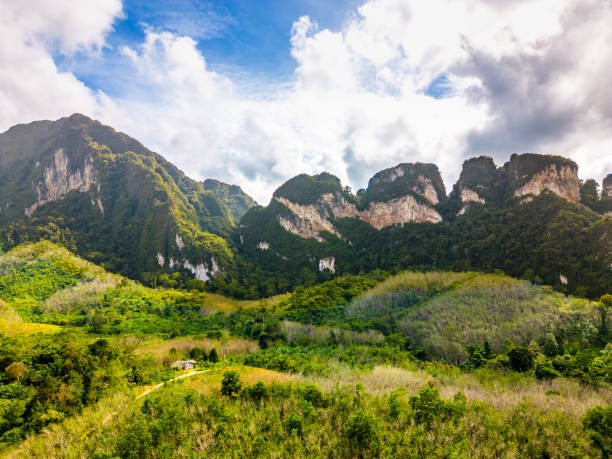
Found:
[133,336,259,363]
[305,365,611,418]
[183,366,295,394]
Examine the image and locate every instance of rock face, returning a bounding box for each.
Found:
[25,148,97,216]
[365,163,445,206]
[318,257,335,273]
[271,166,443,241]
[603,174,612,198]
[507,154,580,203]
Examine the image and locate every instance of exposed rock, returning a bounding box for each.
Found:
[318,257,335,273]
[182,258,220,281]
[507,154,580,202]
[175,233,185,250]
[414,175,439,205]
[276,196,342,242]
[357,195,442,229]
[276,190,441,240]
[559,274,568,285]
[256,241,271,250]
[25,148,96,216]
[460,188,485,205]
[156,253,165,267]
[366,163,445,205]
[513,164,579,202]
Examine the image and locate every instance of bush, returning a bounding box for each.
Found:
[220,371,242,399]
[409,381,466,428]
[297,383,325,408]
[582,405,612,457]
[284,413,303,436]
[508,346,534,372]
[343,409,378,452]
[242,381,268,402]
[535,363,561,379]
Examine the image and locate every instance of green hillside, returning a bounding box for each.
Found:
[0,243,610,456]
[0,114,255,282]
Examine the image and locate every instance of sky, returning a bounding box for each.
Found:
[1,0,611,203]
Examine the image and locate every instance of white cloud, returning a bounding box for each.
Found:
[0,0,122,129]
[2,0,612,203]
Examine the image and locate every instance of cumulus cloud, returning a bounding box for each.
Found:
[2,0,612,202]
[0,0,123,129]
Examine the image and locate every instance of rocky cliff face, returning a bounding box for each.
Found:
[506,154,580,203]
[269,165,443,241]
[274,189,442,241]
[25,148,97,216]
[453,156,499,214]
[365,162,445,206]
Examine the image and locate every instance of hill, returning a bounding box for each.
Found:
[233,155,612,299]
[0,114,255,282]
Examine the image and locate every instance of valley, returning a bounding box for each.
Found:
[0,116,610,457]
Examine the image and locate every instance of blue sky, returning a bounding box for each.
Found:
[58,0,364,97]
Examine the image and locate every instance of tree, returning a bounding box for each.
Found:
[599,294,612,338]
[508,346,534,372]
[343,409,378,452]
[209,348,219,363]
[221,371,242,398]
[5,361,26,382]
[580,179,599,210]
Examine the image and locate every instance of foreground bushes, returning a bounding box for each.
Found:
[8,376,607,458]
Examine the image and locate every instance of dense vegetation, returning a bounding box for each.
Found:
[236,192,612,299]
[0,242,610,456]
[6,372,611,458]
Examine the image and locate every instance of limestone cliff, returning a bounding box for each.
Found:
[25,148,97,216]
[271,168,442,241]
[506,154,580,203]
[365,162,445,206]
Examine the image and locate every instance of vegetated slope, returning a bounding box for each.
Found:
[0,114,255,282]
[270,270,607,367]
[6,366,611,458]
[231,190,612,299]
[203,178,256,223]
[0,241,264,336]
[348,272,592,363]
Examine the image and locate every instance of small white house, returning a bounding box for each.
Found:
[171,360,196,370]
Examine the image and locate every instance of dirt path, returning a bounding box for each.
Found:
[136,370,208,400]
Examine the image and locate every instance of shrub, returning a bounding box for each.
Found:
[284,413,303,436]
[343,409,378,451]
[508,346,534,372]
[221,371,242,399]
[409,381,466,428]
[298,383,325,408]
[582,405,612,457]
[242,381,269,402]
[535,362,561,379]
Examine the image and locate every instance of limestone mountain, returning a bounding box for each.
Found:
[0,114,255,281]
[234,153,612,298]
